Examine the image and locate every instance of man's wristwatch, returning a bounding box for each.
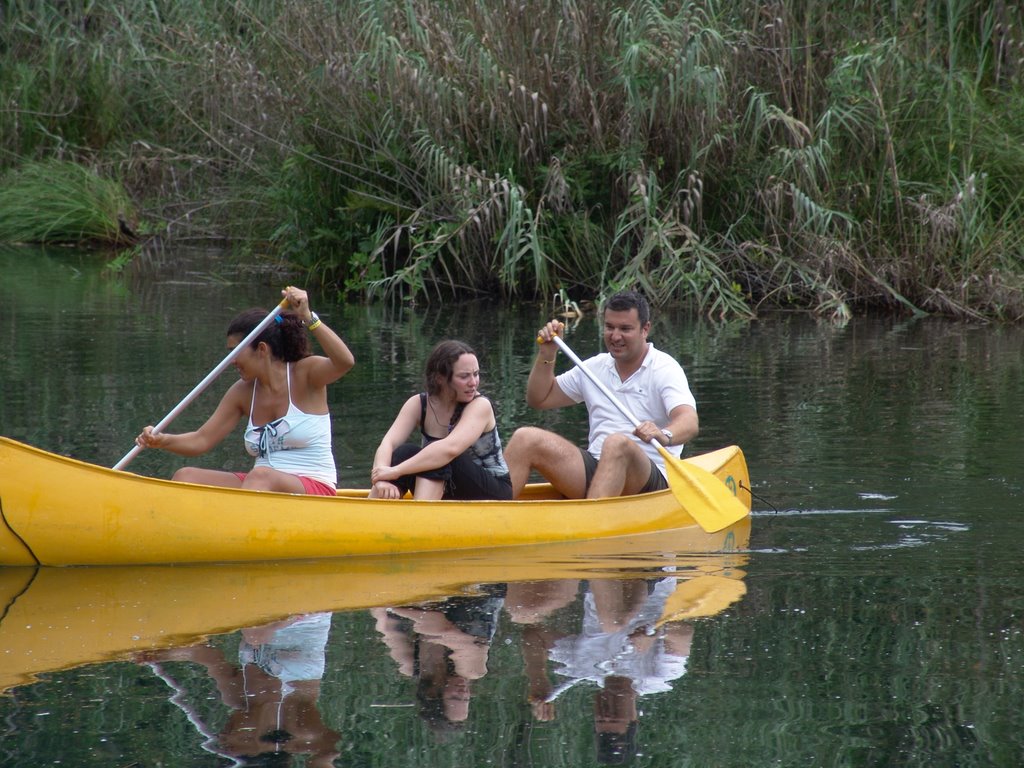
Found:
[660,429,673,444]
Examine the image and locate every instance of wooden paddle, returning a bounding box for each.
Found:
[113,298,290,470]
[548,334,749,533]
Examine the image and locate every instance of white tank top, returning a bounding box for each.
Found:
[243,364,337,487]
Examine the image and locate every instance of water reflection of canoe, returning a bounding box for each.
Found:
[0,523,750,692]
[0,437,751,566]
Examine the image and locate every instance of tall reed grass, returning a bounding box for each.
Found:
[1,0,1022,319]
[0,160,136,245]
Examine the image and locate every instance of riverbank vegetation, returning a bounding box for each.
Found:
[1,0,1022,319]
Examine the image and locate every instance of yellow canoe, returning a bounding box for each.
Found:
[0,524,750,692]
[0,436,751,566]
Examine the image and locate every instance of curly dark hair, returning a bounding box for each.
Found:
[227,308,311,362]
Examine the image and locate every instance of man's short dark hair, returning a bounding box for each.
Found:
[603,291,650,326]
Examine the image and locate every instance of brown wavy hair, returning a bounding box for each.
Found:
[424,340,476,397]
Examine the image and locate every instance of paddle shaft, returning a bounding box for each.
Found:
[549,335,652,436]
[112,299,289,470]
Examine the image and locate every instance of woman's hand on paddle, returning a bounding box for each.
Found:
[135,426,169,450]
[281,285,313,323]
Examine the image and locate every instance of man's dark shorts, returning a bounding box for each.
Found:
[579,447,668,495]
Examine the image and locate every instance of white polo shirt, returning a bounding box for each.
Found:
[556,343,696,474]
[547,576,689,697]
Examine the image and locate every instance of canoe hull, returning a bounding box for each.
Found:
[0,436,751,566]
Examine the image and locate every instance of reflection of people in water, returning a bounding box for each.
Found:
[371,586,506,734]
[506,577,693,764]
[139,612,340,767]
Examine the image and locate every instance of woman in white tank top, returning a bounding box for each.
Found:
[134,286,354,494]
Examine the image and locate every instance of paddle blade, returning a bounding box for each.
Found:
[654,575,748,627]
[659,445,749,533]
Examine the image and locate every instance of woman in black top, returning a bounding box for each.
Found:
[369,340,512,500]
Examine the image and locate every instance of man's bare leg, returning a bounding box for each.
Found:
[504,426,588,499]
[586,434,656,499]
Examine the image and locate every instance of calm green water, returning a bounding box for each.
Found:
[1,244,1023,767]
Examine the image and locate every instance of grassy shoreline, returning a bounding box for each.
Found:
[2,0,1022,320]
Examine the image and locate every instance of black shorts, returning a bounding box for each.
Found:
[578,447,668,495]
[390,443,513,500]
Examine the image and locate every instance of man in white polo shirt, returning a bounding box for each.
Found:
[505,290,698,499]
